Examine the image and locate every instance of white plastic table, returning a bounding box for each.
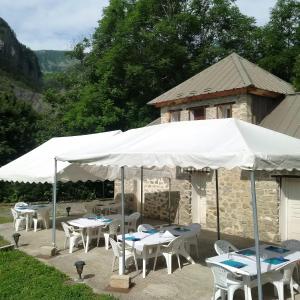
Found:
[118,225,197,277]
[68,214,128,252]
[15,205,50,231]
[206,244,300,300]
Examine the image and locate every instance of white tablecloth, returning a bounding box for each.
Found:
[118,225,197,252]
[206,244,300,276]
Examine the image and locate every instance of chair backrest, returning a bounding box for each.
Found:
[137,224,154,232]
[37,207,50,219]
[14,202,28,208]
[11,208,19,220]
[109,237,121,257]
[207,262,231,289]
[275,261,297,283]
[282,239,300,250]
[214,240,238,255]
[84,203,95,214]
[61,222,72,238]
[109,219,121,234]
[164,236,183,252]
[128,212,141,229]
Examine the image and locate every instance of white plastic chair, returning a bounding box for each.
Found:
[99,219,121,250]
[11,208,26,231]
[33,207,50,232]
[153,236,184,275]
[61,222,83,253]
[137,224,155,232]
[282,239,300,283]
[185,223,201,258]
[84,203,96,214]
[207,262,247,300]
[14,202,28,208]
[214,240,238,255]
[125,212,141,233]
[267,261,297,300]
[110,237,138,275]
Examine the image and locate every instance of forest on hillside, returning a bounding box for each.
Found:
[0,0,300,202]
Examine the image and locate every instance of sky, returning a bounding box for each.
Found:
[0,0,276,51]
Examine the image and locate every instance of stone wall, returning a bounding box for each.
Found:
[204,169,280,242]
[114,179,138,214]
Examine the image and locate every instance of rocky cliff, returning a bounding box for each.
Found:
[0,17,42,88]
[35,50,78,73]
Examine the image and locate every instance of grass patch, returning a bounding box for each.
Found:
[0,216,12,224]
[0,249,117,300]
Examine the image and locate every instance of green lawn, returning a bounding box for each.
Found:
[0,245,117,300]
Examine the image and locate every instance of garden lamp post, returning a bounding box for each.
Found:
[74,260,85,281]
[12,233,21,248]
[66,206,71,216]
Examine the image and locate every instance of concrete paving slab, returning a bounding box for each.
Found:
[1,219,300,300]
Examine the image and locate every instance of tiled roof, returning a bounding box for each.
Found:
[148,53,294,106]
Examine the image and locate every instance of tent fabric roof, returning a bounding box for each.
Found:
[148,53,294,106]
[57,118,300,171]
[0,131,121,183]
[261,93,300,139]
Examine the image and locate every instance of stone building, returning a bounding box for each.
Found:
[116,53,300,243]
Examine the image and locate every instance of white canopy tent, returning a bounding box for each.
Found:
[0,129,175,252]
[57,118,300,300]
[0,131,121,183]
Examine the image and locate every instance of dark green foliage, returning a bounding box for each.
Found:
[0,89,38,166]
[0,248,117,300]
[258,0,300,82]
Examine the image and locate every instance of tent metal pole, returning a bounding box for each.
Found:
[250,170,263,300]
[215,170,220,240]
[168,178,171,225]
[140,167,143,224]
[52,158,57,247]
[121,166,126,275]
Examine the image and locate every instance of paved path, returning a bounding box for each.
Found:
[1,220,300,299]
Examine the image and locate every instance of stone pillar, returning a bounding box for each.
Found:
[180,110,190,121]
[161,111,170,123]
[206,106,217,119]
[232,95,252,122]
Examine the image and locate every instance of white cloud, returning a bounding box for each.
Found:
[0,0,109,50]
[1,0,277,50]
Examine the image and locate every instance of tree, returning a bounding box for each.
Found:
[258,0,300,82]
[0,89,38,165]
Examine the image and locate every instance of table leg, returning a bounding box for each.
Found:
[85,229,90,253]
[80,230,86,251]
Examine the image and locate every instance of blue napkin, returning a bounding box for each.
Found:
[221,259,247,269]
[236,249,256,256]
[125,236,141,241]
[142,229,158,234]
[265,246,289,254]
[263,257,289,265]
[102,218,112,222]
